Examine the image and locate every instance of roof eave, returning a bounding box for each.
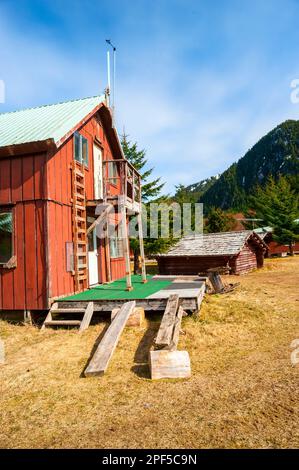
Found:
[0,138,55,158]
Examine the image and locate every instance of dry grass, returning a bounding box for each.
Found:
[0,257,299,449]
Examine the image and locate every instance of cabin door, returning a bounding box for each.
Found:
[88,226,99,286]
[93,144,103,199]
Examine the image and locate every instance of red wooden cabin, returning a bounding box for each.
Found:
[0,96,144,315]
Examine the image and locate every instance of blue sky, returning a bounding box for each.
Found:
[1,0,299,193]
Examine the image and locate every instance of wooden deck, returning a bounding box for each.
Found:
[57,278,205,313]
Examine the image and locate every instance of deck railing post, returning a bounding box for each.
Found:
[138,184,147,283]
[120,195,132,291]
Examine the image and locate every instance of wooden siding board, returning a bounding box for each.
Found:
[11,157,23,202]
[22,156,35,200]
[13,203,26,310]
[0,158,11,203]
[24,202,37,308]
[35,201,47,309]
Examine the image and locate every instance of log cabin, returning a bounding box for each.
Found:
[0,95,146,316]
[254,227,299,257]
[156,231,267,275]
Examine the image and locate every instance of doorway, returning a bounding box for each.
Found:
[88,223,99,286]
[93,144,103,199]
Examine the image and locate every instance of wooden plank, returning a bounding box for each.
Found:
[51,308,85,314]
[149,350,191,380]
[169,306,184,351]
[155,294,179,349]
[84,300,136,377]
[45,320,81,326]
[79,302,94,332]
[208,272,225,293]
[41,302,57,331]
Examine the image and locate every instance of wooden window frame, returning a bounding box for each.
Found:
[0,206,16,269]
[74,132,89,168]
[109,236,124,259]
[107,160,118,187]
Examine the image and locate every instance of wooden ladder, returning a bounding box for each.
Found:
[72,161,88,292]
[41,302,94,332]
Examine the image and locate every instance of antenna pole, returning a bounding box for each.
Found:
[105,39,117,124]
[106,50,111,107]
[113,47,116,114]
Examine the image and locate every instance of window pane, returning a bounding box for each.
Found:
[108,161,118,185]
[74,133,81,162]
[82,137,88,167]
[0,212,13,264]
[109,237,123,258]
[109,238,117,258]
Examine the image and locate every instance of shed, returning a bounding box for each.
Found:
[254,227,299,257]
[156,231,267,275]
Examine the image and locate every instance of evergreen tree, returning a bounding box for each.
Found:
[121,134,167,273]
[121,134,164,201]
[205,207,235,233]
[248,176,299,254]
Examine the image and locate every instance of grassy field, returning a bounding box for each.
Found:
[0,257,298,449]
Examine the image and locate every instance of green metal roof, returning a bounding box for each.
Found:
[0,95,105,148]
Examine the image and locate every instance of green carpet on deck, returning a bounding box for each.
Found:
[61,275,172,301]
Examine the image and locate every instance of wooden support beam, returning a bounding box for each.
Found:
[79,302,94,332]
[86,203,112,236]
[137,210,147,283]
[41,303,56,331]
[149,350,191,380]
[84,301,136,377]
[120,198,132,291]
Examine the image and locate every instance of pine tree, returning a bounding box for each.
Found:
[121,134,164,201]
[248,176,299,254]
[121,134,166,273]
[205,207,235,233]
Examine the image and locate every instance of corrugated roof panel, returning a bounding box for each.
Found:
[0,95,105,148]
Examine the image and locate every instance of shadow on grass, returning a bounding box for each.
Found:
[80,322,110,378]
[131,323,159,379]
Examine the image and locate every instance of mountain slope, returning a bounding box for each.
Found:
[199,120,299,210]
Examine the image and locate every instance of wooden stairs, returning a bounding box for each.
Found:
[72,160,88,292]
[41,302,94,332]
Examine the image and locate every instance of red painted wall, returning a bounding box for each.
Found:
[0,111,126,311]
[46,114,126,301]
[0,153,48,310]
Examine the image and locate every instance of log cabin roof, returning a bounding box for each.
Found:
[157,230,267,257]
[0,95,105,148]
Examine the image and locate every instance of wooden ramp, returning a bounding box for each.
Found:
[41,301,94,332]
[84,301,136,377]
[150,294,191,379]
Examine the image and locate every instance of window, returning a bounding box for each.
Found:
[108,161,118,186]
[109,237,123,259]
[0,210,13,265]
[74,132,88,167]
